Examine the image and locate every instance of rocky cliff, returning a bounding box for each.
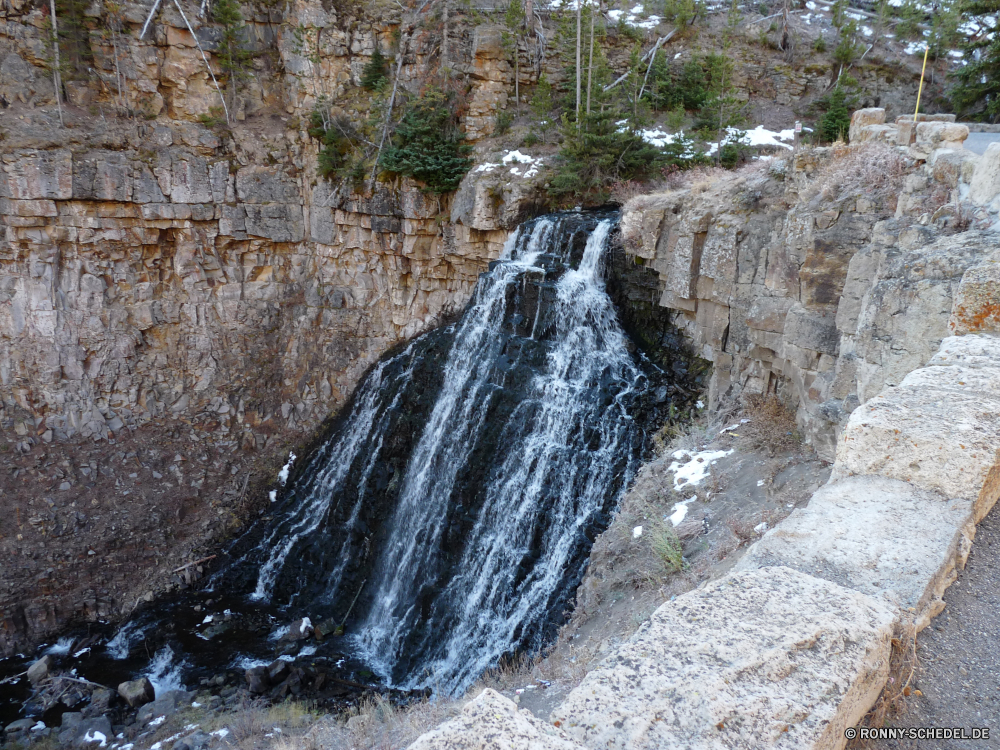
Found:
[621,112,1000,458]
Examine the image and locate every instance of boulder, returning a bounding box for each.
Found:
[551,567,895,750]
[408,689,586,750]
[736,476,975,630]
[4,719,35,734]
[245,666,269,695]
[26,655,54,685]
[968,142,1000,206]
[117,677,155,708]
[136,689,196,724]
[266,659,290,684]
[848,107,886,143]
[949,255,1000,336]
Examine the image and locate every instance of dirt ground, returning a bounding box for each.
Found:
[0,417,296,658]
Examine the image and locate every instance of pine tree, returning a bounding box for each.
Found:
[213,0,252,113]
[380,88,473,194]
[951,0,1000,122]
[361,45,389,91]
[820,86,852,141]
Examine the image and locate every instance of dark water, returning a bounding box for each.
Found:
[0,211,700,727]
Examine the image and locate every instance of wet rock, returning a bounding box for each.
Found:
[137,690,196,724]
[4,719,35,734]
[117,677,155,708]
[282,617,313,641]
[83,688,114,717]
[245,666,269,694]
[266,659,290,684]
[313,617,341,640]
[26,655,54,685]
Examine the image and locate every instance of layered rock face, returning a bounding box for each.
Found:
[0,141,507,445]
[621,113,1000,458]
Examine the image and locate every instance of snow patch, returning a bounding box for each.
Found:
[668,448,734,490]
[277,452,296,486]
[669,495,698,526]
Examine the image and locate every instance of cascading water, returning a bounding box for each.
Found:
[234,211,650,694]
[0,211,699,725]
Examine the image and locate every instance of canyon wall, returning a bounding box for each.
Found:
[622,115,1000,458]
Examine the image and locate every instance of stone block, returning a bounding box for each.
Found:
[950,256,1000,336]
[849,107,885,143]
[927,334,1000,368]
[783,304,839,356]
[746,296,795,333]
[1,149,72,200]
[409,689,586,750]
[968,142,1000,206]
[833,381,1000,523]
[73,151,132,202]
[736,476,974,630]
[244,203,304,242]
[551,567,895,750]
[236,166,299,203]
[170,155,212,204]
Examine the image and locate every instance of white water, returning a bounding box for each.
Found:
[249,347,420,602]
[353,218,643,693]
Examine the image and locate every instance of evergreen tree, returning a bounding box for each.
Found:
[951,0,1000,122]
[213,0,252,112]
[361,45,389,91]
[380,88,473,194]
[820,86,852,141]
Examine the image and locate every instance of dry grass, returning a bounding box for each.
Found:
[737,393,801,457]
[274,693,466,750]
[808,140,909,208]
[846,621,920,749]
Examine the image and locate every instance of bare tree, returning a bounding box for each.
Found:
[575,0,581,123]
[49,0,64,126]
[586,0,595,114]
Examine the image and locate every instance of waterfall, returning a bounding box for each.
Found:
[231,212,650,695]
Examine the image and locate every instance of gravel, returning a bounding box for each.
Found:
[872,503,1000,749]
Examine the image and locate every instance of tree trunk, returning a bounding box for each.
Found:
[575,0,581,124]
[586,0,595,114]
[49,0,63,127]
[442,0,449,81]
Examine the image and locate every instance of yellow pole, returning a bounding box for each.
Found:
[914,44,930,121]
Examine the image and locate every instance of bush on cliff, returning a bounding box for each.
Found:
[360,46,389,91]
[380,88,473,194]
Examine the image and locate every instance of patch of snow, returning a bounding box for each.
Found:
[904,41,927,55]
[83,736,108,750]
[632,525,643,539]
[669,495,698,526]
[268,490,277,502]
[861,25,873,36]
[299,617,313,634]
[211,729,230,739]
[31,722,46,732]
[754,521,769,533]
[277,452,296,486]
[476,162,499,173]
[949,49,963,58]
[668,448,734,490]
[805,0,816,7]
[757,479,765,487]
[201,615,214,625]
[696,400,704,409]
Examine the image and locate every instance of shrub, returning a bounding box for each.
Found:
[650,525,685,572]
[380,87,473,194]
[737,393,800,456]
[809,139,908,205]
[813,33,827,52]
[495,108,514,135]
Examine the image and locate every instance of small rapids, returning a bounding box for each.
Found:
[0,211,698,724]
